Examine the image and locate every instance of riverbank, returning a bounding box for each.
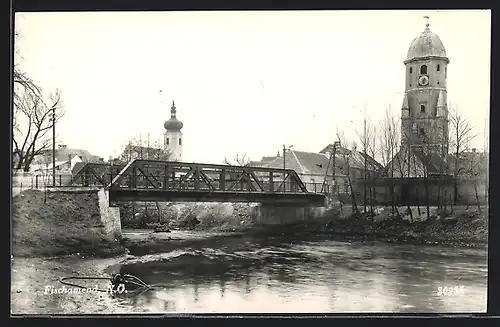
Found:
[12,190,488,256]
[10,190,488,313]
[12,190,127,258]
[120,202,488,254]
[277,209,488,249]
[10,254,129,314]
[11,189,130,314]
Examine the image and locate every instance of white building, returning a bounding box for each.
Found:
[163,101,184,162]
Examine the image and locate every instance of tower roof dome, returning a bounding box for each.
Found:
[164,101,183,131]
[405,19,448,63]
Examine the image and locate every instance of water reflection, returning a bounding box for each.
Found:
[114,236,487,313]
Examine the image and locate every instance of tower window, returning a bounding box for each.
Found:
[420,104,426,113]
[409,67,413,74]
[445,67,447,78]
[420,65,427,75]
[166,138,169,145]
[179,138,182,146]
[437,64,441,72]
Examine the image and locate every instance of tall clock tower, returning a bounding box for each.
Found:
[401,17,449,157]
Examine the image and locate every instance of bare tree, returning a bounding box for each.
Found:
[152,139,173,161]
[41,153,51,203]
[355,116,379,219]
[421,142,431,220]
[223,153,251,166]
[354,116,368,215]
[462,149,481,212]
[393,129,417,222]
[14,33,44,106]
[448,107,477,204]
[336,129,359,216]
[14,69,43,105]
[366,122,378,220]
[379,106,400,215]
[13,88,64,172]
[118,137,172,162]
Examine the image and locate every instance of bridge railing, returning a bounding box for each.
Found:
[108,159,311,194]
[67,162,343,196]
[69,163,126,187]
[303,182,331,194]
[13,172,73,190]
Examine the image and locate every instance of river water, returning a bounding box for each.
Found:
[108,233,487,313]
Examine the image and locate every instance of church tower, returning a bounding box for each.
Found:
[163,101,183,161]
[401,17,449,157]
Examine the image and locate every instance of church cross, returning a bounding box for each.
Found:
[424,15,430,28]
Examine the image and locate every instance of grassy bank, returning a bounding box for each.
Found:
[120,207,488,257]
[254,207,488,248]
[12,190,127,258]
[11,190,488,257]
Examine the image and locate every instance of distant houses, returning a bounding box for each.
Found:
[251,144,488,206]
[30,144,103,175]
[253,146,382,193]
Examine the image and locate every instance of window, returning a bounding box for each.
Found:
[409,67,413,74]
[419,127,425,136]
[179,138,182,145]
[445,67,447,78]
[420,65,427,74]
[420,104,426,113]
[166,138,169,145]
[437,64,441,72]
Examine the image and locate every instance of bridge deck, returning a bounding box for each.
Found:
[71,159,327,206]
[109,189,325,206]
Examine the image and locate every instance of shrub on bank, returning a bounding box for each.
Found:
[119,201,258,231]
[321,205,488,246]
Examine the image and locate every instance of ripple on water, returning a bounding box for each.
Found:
[113,239,487,313]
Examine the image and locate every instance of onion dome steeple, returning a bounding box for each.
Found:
[163,101,184,131]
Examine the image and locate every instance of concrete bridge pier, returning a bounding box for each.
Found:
[253,204,328,225]
[97,189,122,239]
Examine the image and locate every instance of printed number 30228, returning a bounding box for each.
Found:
[437,285,465,296]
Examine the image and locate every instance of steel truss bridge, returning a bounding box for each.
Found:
[69,160,326,206]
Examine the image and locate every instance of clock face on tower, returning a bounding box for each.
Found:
[418,75,429,86]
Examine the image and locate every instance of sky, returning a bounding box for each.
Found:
[14,10,491,164]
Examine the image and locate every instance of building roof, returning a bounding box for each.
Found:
[71,162,86,176]
[261,156,277,163]
[249,161,265,167]
[412,148,447,174]
[262,149,345,178]
[405,22,448,63]
[319,144,384,172]
[387,147,448,177]
[38,146,101,163]
[32,160,69,171]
